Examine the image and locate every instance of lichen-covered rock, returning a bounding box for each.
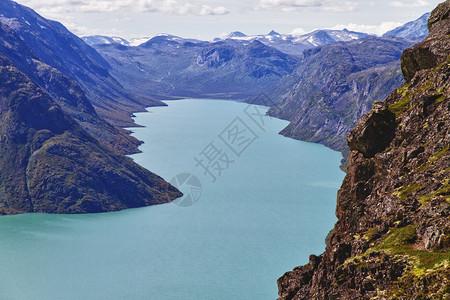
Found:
[278,2,450,299]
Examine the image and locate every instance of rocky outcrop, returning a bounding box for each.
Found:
[0,54,181,215]
[278,3,450,299]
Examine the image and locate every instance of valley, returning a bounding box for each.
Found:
[0,0,448,299]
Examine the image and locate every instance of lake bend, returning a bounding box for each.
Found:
[0,99,345,300]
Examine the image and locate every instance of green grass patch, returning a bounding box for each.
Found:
[393,183,423,200]
[429,146,449,164]
[363,227,379,241]
[389,95,411,117]
[435,95,446,104]
[419,180,450,205]
[374,226,450,272]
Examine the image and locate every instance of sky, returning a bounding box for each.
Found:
[14,0,443,40]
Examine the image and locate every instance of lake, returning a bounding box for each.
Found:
[0,99,344,299]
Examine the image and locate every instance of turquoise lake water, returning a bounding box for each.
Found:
[0,99,344,299]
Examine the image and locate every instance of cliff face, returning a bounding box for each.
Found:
[278,2,450,299]
[0,54,181,215]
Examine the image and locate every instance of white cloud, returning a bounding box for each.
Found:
[256,0,358,12]
[291,27,306,35]
[199,5,230,16]
[329,21,403,36]
[19,0,230,16]
[389,0,429,7]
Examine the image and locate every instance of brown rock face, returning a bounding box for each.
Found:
[401,1,450,82]
[278,3,450,299]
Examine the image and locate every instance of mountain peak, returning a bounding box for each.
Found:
[268,30,280,36]
[228,31,247,38]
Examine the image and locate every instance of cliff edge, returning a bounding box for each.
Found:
[278,2,450,299]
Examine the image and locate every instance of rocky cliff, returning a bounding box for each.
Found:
[277,2,450,299]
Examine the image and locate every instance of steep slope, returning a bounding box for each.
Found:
[0,53,181,215]
[95,37,299,100]
[267,37,416,165]
[383,12,430,39]
[0,0,164,127]
[0,22,141,154]
[277,3,450,299]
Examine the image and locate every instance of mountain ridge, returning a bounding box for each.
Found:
[0,53,181,215]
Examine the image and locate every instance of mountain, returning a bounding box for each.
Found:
[0,22,140,154]
[93,37,299,100]
[268,30,281,36]
[82,35,130,46]
[277,3,449,298]
[0,53,181,215]
[0,0,165,128]
[227,31,247,38]
[139,34,205,49]
[383,12,430,39]
[217,29,369,56]
[265,37,416,167]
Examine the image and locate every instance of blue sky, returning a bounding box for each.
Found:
[15,0,442,40]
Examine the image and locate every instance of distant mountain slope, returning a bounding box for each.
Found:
[0,53,181,215]
[94,36,299,100]
[82,35,130,46]
[383,13,430,39]
[266,37,417,166]
[0,0,164,127]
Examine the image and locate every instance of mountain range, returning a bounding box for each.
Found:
[0,0,435,212]
[82,14,428,167]
[83,28,369,57]
[92,35,300,100]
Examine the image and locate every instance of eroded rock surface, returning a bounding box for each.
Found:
[278,3,450,299]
